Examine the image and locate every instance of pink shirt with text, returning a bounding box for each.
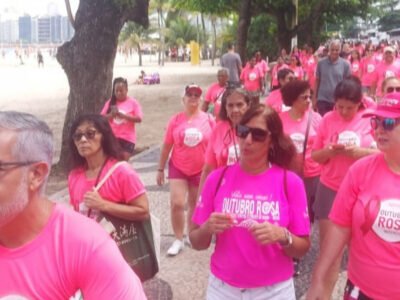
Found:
[240,65,262,92]
[330,154,400,299]
[312,109,375,191]
[100,97,143,143]
[255,60,269,77]
[192,163,310,288]
[68,159,145,217]
[350,60,361,78]
[204,82,225,119]
[290,65,304,80]
[164,111,215,176]
[360,56,378,87]
[205,120,239,168]
[0,204,146,300]
[280,110,322,178]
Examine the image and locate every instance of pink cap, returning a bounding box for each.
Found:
[185,84,202,96]
[363,92,400,118]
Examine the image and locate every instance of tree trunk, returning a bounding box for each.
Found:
[56,0,148,170]
[236,0,252,64]
[211,16,217,66]
[138,45,142,66]
[275,10,293,53]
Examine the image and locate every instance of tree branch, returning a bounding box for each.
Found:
[64,0,75,29]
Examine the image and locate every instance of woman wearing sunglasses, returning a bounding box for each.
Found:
[156,84,215,256]
[198,87,251,192]
[190,104,310,299]
[280,80,322,223]
[381,76,400,96]
[68,114,149,224]
[307,92,400,300]
[264,68,295,113]
[311,76,378,298]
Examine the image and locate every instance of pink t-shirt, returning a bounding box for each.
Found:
[280,110,322,177]
[100,97,143,143]
[68,159,146,218]
[330,153,400,299]
[360,56,377,87]
[374,61,400,97]
[271,63,289,87]
[204,82,225,119]
[240,65,262,92]
[264,89,289,113]
[350,60,361,78]
[205,120,239,168]
[192,163,310,288]
[304,56,317,89]
[290,65,304,80]
[0,204,146,299]
[312,110,375,191]
[255,60,269,77]
[164,111,215,176]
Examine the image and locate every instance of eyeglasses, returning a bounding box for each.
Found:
[0,160,38,172]
[370,117,400,131]
[72,129,98,142]
[186,93,200,98]
[385,86,400,93]
[236,124,269,142]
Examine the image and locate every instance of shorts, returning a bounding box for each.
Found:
[206,274,295,300]
[303,176,320,222]
[344,279,373,300]
[117,138,135,154]
[313,182,337,220]
[168,159,201,187]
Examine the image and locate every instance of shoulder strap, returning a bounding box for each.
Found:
[214,166,229,197]
[94,161,127,192]
[302,110,313,163]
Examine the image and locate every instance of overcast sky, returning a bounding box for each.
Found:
[0,0,79,17]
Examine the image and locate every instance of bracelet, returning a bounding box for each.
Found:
[157,169,164,172]
[279,228,293,247]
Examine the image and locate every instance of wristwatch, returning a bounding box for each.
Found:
[280,228,293,247]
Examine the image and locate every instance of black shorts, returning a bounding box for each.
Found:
[118,138,135,154]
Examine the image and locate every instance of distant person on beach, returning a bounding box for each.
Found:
[37,51,44,68]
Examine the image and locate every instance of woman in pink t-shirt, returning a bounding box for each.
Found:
[67,114,149,223]
[280,80,322,223]
[100,77,143,161]
[264,68,294,113]
[360,45,377,96]
[307,93,400,300]
[381,76,400,96]
[289,55,304,80]
[156,84,215,256]
[198,87,251,193]
[311,76,378,298]
[350,49,362,79]
[190,104,310,299]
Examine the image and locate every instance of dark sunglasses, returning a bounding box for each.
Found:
[73,129,98,142]
[385,86,400,93]
[236,124,269,142]
[370,117,400,131]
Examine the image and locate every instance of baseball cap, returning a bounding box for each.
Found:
[185,84,202,96]
[363,92,400,119]
[384,46,395,53]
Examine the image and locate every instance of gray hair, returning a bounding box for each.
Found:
[0,111,54,189]
[217,68,229,76]
[329,40,342,51]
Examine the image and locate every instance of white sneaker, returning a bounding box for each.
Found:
[184,236,192,248]
[167,239,184,256]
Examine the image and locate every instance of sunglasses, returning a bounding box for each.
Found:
[73,129,98,142]
[236,124,269,142]
[385,86,400,93]
[186,93,200,98]
[370,117,400,131]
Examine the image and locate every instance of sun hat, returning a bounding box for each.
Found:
[384,46,395,53]
[185,84,202,96]
[363,92,400,119]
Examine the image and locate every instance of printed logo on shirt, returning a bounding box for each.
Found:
[0,296,29,300]
[337,131,360,147]
[227,145,240,165]
[113,109,127,124]
[367,64,375,73]
[385,70,395,78]
[249,72,257,81]
[290,133,306,153]
[222,191,280,222]
[183,128,203,147]
[352,63,359,72]
[372,199,400,242]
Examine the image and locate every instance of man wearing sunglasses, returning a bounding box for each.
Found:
[307,93,400,300]
[0,112,146,299]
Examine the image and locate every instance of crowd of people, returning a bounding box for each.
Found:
[1,39,400,299]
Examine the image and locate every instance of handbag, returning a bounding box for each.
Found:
[93,160,159,282]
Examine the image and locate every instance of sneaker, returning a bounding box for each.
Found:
[184,236,192,248]
[167,239,184,256]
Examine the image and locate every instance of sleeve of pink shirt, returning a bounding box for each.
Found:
[329,163,358,227]
[204,130,218,168]
[132,98,143,119]
[312,115,327,150]
[205,85,214,103]
[163,114,178,144]
[100,99,111,115]
[113,163,146,203]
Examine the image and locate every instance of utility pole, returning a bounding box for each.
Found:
[291,0,298,50]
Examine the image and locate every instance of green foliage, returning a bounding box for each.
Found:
[166,18,198,46]
[119,21,155,47]
[246,14,278,60]
[378,10,400,32]
[171,0,239,15]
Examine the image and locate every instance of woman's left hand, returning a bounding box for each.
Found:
[250,222,285,245]
[83,190,107,211]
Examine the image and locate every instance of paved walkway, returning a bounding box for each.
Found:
[51,146,347,300]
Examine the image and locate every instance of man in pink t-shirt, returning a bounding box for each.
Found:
[0,112,146,299]
[202,68,228,120]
